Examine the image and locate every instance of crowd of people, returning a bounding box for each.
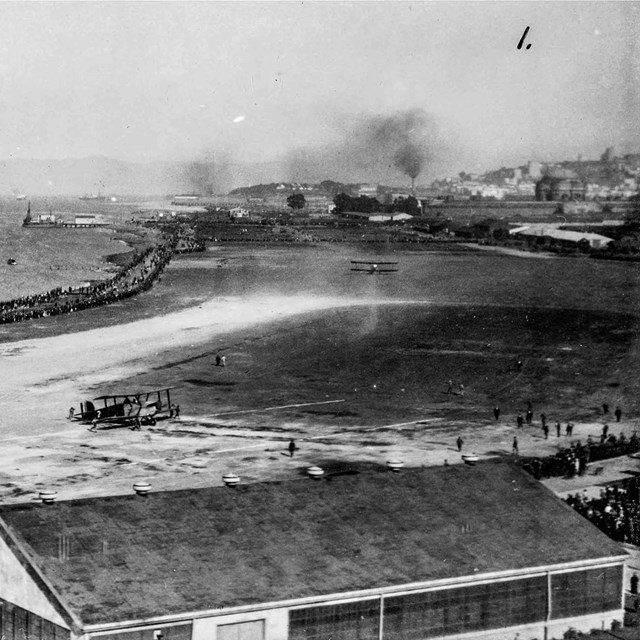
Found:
[520,431,640,479]
[0,234,180,324]
[566,477,640,545]
[174,237,205,253]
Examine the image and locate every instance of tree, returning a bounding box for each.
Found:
[333,193,353,214]
[577,238,591,253]
[354,196,381,213]
[287,193,306,211]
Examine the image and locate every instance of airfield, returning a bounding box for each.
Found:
[1,241,640,502]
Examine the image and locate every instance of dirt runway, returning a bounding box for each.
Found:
[2,243,640,503]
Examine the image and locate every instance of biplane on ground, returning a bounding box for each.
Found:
[72,387,176,431]
[350,260,398,274]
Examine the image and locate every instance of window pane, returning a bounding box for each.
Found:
[551,566,623,619]
[384,577,547,639]
[92,625,190,640]
[290,600,380,640]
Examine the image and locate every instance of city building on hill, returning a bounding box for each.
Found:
[302,194,332,212]
[536,169,586,201]
[357,184,379,197]
[527,161,543,180]
[0,463,626,640]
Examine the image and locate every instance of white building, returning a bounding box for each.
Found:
[510,225,613,249]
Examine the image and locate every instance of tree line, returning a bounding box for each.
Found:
[287,192,421,215]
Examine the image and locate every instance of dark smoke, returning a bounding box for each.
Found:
[181,151,232,195]
[394,142,423,179]
[368,110,429,180]
[280,108,442,185]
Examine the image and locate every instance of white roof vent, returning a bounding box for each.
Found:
[222,473,240,488]
[307,466,325,480]
[387,460,404,472]
[39,490,57,505]
[133,481,152,496]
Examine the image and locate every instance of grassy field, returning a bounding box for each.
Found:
[69,243,640,431]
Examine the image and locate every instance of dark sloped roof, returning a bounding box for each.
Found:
[0,462,624,626]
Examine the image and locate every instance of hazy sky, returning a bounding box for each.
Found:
[1,1,639,181]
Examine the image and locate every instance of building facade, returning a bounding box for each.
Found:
[536,172,587,201]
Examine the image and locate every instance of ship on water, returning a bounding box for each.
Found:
[79,193,107,202]
[79,181,108,201]
[23,201,60,226]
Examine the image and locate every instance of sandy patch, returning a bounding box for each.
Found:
[0,295,430,437]
[461,243,556,259]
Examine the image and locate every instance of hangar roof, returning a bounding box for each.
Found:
[0,462,624,626]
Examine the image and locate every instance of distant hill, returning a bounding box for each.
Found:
[0,156,357,197]
[0,156,198,197]
[229,180,362,199]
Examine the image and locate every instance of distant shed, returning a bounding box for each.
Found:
[510,225,613,249]
[73,214,110,227]
[343,211,413,222]
[0,463,626,640]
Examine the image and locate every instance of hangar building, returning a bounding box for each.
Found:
[0,463,626,640]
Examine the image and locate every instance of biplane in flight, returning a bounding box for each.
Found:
[350,260,398,274]
[71,387,176,431]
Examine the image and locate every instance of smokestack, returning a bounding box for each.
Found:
[411,177,415,195]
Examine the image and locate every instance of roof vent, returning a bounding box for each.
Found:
[133,481,152,496]
[462,454,479,466]
[39,490,57,505]
[307,466,325,480]
[386,460,404,472]
[222,473,240,488]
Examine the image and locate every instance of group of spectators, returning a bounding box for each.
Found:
[520,440,592,479]
[520,431,640,480]
[174,237,205,253]
[566,477,640,545]
[0,235,180,325]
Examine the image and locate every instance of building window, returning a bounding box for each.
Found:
[290,600,380,640]
[551,566,622,619]
[91,624,192,640]
[384,576,547,639]
[0,601,70,640]
[217,620,264,640]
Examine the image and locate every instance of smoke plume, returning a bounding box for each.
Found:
[181,151,232,195]
[280,108,442,186]
[368,110,429,180]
